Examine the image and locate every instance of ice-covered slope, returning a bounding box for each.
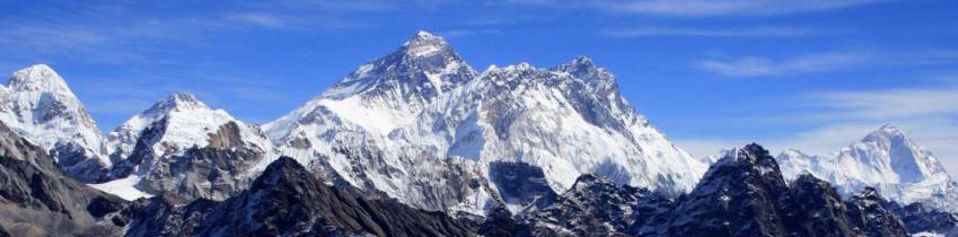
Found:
[105,92,272,162]
[266,30,477,139]
[96,93,275,201]
[265,31,490,215]
[443,60,706,193]
[777,124,958,213]
[265,31,707,215]
[0,64,108,182]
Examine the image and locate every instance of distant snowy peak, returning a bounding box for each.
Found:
[775,148,819,179]
[826,124,951,185]
[776,124,958,213]
[552,56,617,89]
[2,64,102,147]
[403,30,448,57]
[96,92,275,200]
[0,64,107,182]
[479,57,641,129]
[141,92,211,116]
[8,64,75,93]
[322,30,477,101]
[854,124,949,180]
[106,92,270,161]
[462,59,705,194]
[267,30,478,138]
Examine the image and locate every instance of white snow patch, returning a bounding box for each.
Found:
[89,176,152,201]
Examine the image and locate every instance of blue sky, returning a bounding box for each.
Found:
[2,1,957,173]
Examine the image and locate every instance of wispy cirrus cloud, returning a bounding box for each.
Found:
[0,1,402,65]
[601,26,819,38]
[677,75,958,175]
[696,50,958,77]
[437,29,504,38]
[810,87,958,120]
[227,13,290,28]
[513,0,883,17]
[696,52,868,77]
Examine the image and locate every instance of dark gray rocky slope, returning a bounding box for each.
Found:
[0,121,126,237]
[124,156,474,237]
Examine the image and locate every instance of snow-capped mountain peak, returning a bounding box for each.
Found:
[8,64,74,93]
[0,64,107,182]
[843,123,948,183]
[106,92,239,161]
[98,92,275,200]
[265,32,706,215]
[143,92,209,114]
[554,56,602,77]
[775,147,819,179]
[321,30,476,100]
[776,124,958,213]
[403,30,448,57]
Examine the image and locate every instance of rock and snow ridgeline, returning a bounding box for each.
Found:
[0,31,955,230]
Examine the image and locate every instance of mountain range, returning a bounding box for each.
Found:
[0,31,955,236]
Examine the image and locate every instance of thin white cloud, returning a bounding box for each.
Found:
[437,29,503,38]
[696,52,868,77]
[227,13,289,28]
[677,76,958,175]
[513,0,883,17]
[811,87,958,120]
[602,26,817,38]
[0,2,392,65]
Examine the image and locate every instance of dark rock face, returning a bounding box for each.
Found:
[780,175,858,237]
[477,205,529,237]
[846,188,910,237]
[496,144,923,237]
[124,196,217,237]
[666,144,914,237]
[125,157,474,237]
[51,141,108,183]
[106,119,167,181]
[107,121,265,201]
[517,174,672,237]
[669,144,793,237]
[0,224,9,237]
[886,201,957,234]
[489,161,558,209]
[312,142,482,214]
[667,144,910,237]
[0,121,126,237]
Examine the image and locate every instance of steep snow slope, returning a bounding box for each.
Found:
[94,93,275,201]
[0,64,107,182]
[265,31,706,215]
[777,124,958,213]
[105,92,272,163]
[433,60,706,194]
[266,31,491,215]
